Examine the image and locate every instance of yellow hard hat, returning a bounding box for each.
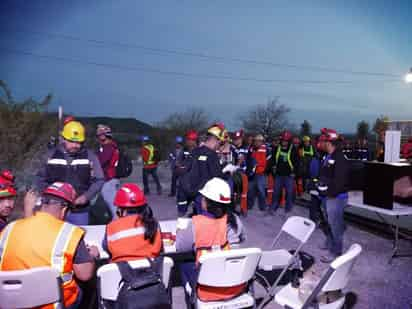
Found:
[207,124,226,141]
[303,136,311,142]
[61,121,85,142]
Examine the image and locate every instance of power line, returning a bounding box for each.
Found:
[1,47,401,85]
[14,29,400,78]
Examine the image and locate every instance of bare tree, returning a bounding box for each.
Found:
[159,107,210,135]
[240,97,290,137]
[300,120,312,137]
[357,120,370,140]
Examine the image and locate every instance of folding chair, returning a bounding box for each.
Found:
[257,216,316,307]
[0,267,65,309]
[274,244,362,309]
[97,257,174,305]
[193,247,262,309]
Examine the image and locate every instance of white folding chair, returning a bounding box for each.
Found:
[193,247,262,309]
[0,267,65,309]
[97,257,174,303]
[274,244,362,309]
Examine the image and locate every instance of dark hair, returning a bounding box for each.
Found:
[205,198,228,219]
[125,205,158,244]
[226,202,239,231]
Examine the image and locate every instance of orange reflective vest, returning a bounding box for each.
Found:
[0,212,84,309]
[107,215,162,263]
[192,215,245,302]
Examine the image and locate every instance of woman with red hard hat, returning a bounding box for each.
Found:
[104,183,162,262]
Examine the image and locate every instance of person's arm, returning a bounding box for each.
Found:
[81,151,105,203]
[35,149,55,191]
[72,239,97,281]
[175,222,195,252]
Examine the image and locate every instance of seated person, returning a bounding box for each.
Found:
[103,183,162,262]
[226,202,246,245]
[176,177,246,303]
[0,182,99,309]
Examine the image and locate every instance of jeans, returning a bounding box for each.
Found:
[142,167,162,194]
[272,176,294,212]
[247,174,266,210]
[66,205,90,225]
[101,178,120,219]
[323,197,347,256]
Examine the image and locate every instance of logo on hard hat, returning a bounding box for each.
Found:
[219,194,230,202]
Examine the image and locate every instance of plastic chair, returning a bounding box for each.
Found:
[193,247,262,309]
[274,244,362,309]
[97,257,174,302]
[257,216,316,306]
[0,267,65,309]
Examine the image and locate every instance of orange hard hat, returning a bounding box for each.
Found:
[114,183,147,208]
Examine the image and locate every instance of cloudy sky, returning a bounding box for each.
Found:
[1,0,411,132]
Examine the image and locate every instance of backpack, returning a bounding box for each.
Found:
[101,258,171,309]
[116,150,133,178]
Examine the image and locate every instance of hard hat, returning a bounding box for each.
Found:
[185,130,198,141]
[141,136,150,142]
[199,177,231,204]
[114,183,147,208]
[303,136,311,142]
[207,123,226,141]
[61,121,85,143]
[254,134,265,141]
[233,129,244,139]
[322,129,339,142]
[222,129,230,142]
[175,136,184,144]
[43,182,77,205]
[0,170,15,186]
[96,124,112,137]
[0,183,16,199]
[280,131,292,141]
[63,116,75,125]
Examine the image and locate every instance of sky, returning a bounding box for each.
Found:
[1,0,411,132]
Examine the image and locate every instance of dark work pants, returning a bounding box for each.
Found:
[142,167,162,193]
[170,171,178,195]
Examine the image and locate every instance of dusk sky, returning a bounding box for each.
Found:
[1,0,411,132]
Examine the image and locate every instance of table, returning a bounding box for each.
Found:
[348,191,412,263]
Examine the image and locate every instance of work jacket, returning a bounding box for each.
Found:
[0,212,84,309]
[106,215,161,262]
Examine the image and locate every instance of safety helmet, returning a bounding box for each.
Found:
[0,170,15,186]
[0,183,16,199]
[199,177,231,204]
[254,134,265,141]
[63,116,75,125]
[222,129,230,142]
[96,124,112,137]
[233,129,244,139]
[175,136,184,144]
[207,123,226,141]
[141,136,150,142]
[303,136,311,142]
[43,182,77,205]
[322,129,339,142]
[280,130,293,141]
[186,130,198,141]
[61,121,86,143]
[114,183,147,208]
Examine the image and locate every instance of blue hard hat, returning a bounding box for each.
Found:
[176,136,183,144]
[141,135,150,142]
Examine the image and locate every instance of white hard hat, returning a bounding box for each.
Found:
[199,177,231,204]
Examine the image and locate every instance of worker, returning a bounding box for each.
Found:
[96,124,120,219]
[268,130,299,215]
[0,170,17,232]
[103,183,162,262]
[0,182,99,309]
[168,136,184,197]
[300,136,315,191]
[354,138,369,161]
[179,123,226,215]
[317,129,349,263]
[175,130,198,216]
[247,134,267,211]
[342,139,354,159]
[176,177,246,306]
[217,130,237,169]
[36,119,105,225]
[140,136,162,195]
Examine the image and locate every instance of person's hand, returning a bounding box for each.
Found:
[74,195,88,206]
[87,245,100,259]
[24,189,38,217]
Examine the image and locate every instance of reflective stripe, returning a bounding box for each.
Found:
[51,223,75,275]
[108,227,146,242]
[178,201,188,205]
[143,145,156,165]
[303,146,314,157]
[275,146,294,171]
[47,159,68,165]
[0,222,16,265]
[70,159,90,166]
[198,155,207,161]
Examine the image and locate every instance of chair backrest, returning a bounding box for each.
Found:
[0,267,63,309]
[280,216,316,244]
[80,225,106,246]
[97,257,174,301]
[197,248,262,287]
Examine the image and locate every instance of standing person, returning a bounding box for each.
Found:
[247,134,267,211]
[36,119,105,225]
[0,170,16,232]
[168,136,184,197]
[140,136,162,195]
[0,182,99,309]
[96,124,120,219]
[176,130,198,216]
[354,138,370,161]
[269,130,299,215]
[317,129,349,263]
[300,136,315,191]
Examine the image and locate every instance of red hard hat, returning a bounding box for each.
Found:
[43,182,77,205]
[0,170,15,186]
[63,116,75,125]
[0,184,17,199]
[233,129,244,139]
[114,183,147,208]
[323,129,339,142]
[280,130,293,141]
[186,130,198,141]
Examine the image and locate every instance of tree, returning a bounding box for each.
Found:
[357,120,370,140]
[240,97,290,137]
[159,107,209,135]
[372,115,389,135]
[300,120,312,137]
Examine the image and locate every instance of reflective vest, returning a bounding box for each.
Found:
[107,215,162,262]
[0,212,84,309]
[46,148,91,195]
[192,215,245,302]
[275,146,294,171]
[142,144,157,168]
[302,145,314,158]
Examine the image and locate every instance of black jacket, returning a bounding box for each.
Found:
[319,149,349,197]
